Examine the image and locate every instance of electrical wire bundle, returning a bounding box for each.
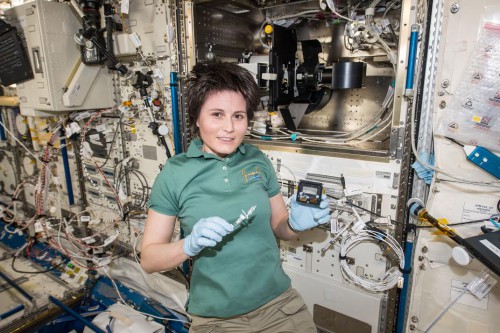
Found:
[339,227,404,292]
[34,123,62,216]
[79,109,124,215]
[113,158,149,212]
[248,81,395,147]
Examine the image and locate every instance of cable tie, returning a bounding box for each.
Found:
[399,266,411,274]
[339,254,347,260]
[404,224,417,234]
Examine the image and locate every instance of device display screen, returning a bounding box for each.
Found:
[302,186,318,195]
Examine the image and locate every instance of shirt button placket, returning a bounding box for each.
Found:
[223,164,230,190]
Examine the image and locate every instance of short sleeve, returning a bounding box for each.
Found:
[147,162,179,216]
[263,154,281,197]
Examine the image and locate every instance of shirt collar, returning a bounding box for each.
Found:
[186,139,246,160]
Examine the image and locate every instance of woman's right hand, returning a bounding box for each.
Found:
[183,217,234,257]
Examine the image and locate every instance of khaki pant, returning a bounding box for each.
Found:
[189,288,316,333]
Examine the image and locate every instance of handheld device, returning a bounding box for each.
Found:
[296,180,323,207]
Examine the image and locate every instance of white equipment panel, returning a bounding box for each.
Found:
[4,0,114,115]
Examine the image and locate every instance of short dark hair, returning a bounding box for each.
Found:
[184,61,260,137]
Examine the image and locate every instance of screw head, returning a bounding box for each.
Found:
[451,3,459,13]
[439,100,447,109]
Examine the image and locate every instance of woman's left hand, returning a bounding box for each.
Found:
[288,195,330,232]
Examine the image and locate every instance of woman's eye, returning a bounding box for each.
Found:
[234,113,246,120]
[211,112,222,117]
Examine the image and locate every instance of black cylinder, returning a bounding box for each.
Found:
[330,62,364,89]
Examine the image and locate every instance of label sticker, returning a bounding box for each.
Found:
[479,239,500,258]
[450,280,488,310]
[471,115,482,123]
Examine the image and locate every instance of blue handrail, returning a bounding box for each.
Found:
[0,112,6,141]
[170,72,182,154]
[0,304,24,320]
[405,25,419,92]
[396,239,413,333]
[60,138,74,206]
[0,269,33,302]
[48,295,105,333]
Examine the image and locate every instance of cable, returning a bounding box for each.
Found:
[129,169,149,208]
[383,0,400,19]
[64,216,119,250]
[11,255,63,274]
[274,161,297,186]
[347,119,392,145]
[133,231,142,264]
[261,89,393,146]
[329,85,395,139]
[324,0,355,22]
[79,109,124,215]
[0,119,46,165]
[339,228,404,292]
[415,217,497,228]
[270,10,322,22]
[326,193,400,225]
[0,118,66,217]
[95,116,122,169]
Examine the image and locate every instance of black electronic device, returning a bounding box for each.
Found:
[296,180,323,207]
[79,0,106,65]
[462,231,500,277]
[269,25,364,131]
[0,19,34,86]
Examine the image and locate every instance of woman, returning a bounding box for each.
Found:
[141,61,330,332]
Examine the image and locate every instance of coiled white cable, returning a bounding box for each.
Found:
[339,228,404,292]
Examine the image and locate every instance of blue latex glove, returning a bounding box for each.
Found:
[183,217,234,257]
[289,194,331,231]
[411,152,435,185]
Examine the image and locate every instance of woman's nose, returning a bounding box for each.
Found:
[222,117,234,132]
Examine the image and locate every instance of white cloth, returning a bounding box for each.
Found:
[83,303,165,333]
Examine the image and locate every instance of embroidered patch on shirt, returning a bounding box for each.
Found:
[242,167,261,183]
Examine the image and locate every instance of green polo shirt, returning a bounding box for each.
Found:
[148,139,291,318]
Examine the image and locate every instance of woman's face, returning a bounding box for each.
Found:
[196,90,248,158]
